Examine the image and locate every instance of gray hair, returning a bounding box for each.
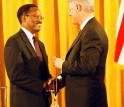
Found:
[68,0,94,12]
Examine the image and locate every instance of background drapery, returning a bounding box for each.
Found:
[0,0,124,107]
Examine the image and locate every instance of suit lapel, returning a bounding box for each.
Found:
[66,30,82,58]
[70,30,82,49]
[19,29,40,64]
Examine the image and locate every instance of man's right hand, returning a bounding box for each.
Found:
[46,78,61,94]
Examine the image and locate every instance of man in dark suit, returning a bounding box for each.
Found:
[4,4,52,107]
[53,0,108,107]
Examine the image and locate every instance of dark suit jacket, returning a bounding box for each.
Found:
[61,17,108,107]
[4,29,52,107]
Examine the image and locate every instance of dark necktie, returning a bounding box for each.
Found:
[33,36,43,61]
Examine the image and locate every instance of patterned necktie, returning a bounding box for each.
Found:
[33,36,43,61]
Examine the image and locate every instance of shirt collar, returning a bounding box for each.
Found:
[21,27,34,41]
[80,15,94,30]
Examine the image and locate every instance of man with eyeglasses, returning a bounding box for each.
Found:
[4,4,52,107]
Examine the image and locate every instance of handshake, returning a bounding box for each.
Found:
[44,78,62,95]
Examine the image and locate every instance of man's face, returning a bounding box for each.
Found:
[22,7,43,34]
[69,2,79,24]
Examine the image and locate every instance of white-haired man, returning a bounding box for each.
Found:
[53,0,108,107]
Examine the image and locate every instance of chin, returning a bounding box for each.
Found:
[34,26,41,32]
[71,20,78,25]
[72,22,78,25]
[35,29,40,32]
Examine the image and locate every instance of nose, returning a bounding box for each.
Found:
[35,15,44,21]
[39,16,44,20]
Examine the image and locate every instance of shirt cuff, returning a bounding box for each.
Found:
[57,75,62,81]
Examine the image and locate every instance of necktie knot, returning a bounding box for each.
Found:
[33,36,38,43]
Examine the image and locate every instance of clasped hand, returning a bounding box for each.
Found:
[44,78,61,94]
[43,56,64,93]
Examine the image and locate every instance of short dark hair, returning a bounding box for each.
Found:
[17,4,38,24]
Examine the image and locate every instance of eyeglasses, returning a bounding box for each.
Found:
[26,14,44,20]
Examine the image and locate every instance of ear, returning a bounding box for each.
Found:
[21,14,27,22]
[76,4,82,11]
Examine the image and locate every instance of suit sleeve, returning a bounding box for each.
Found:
[4,37,44,94]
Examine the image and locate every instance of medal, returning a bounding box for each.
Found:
[50,101,59,107]
[50,69,60,107]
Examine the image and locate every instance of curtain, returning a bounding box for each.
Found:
[0,0,123,107]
